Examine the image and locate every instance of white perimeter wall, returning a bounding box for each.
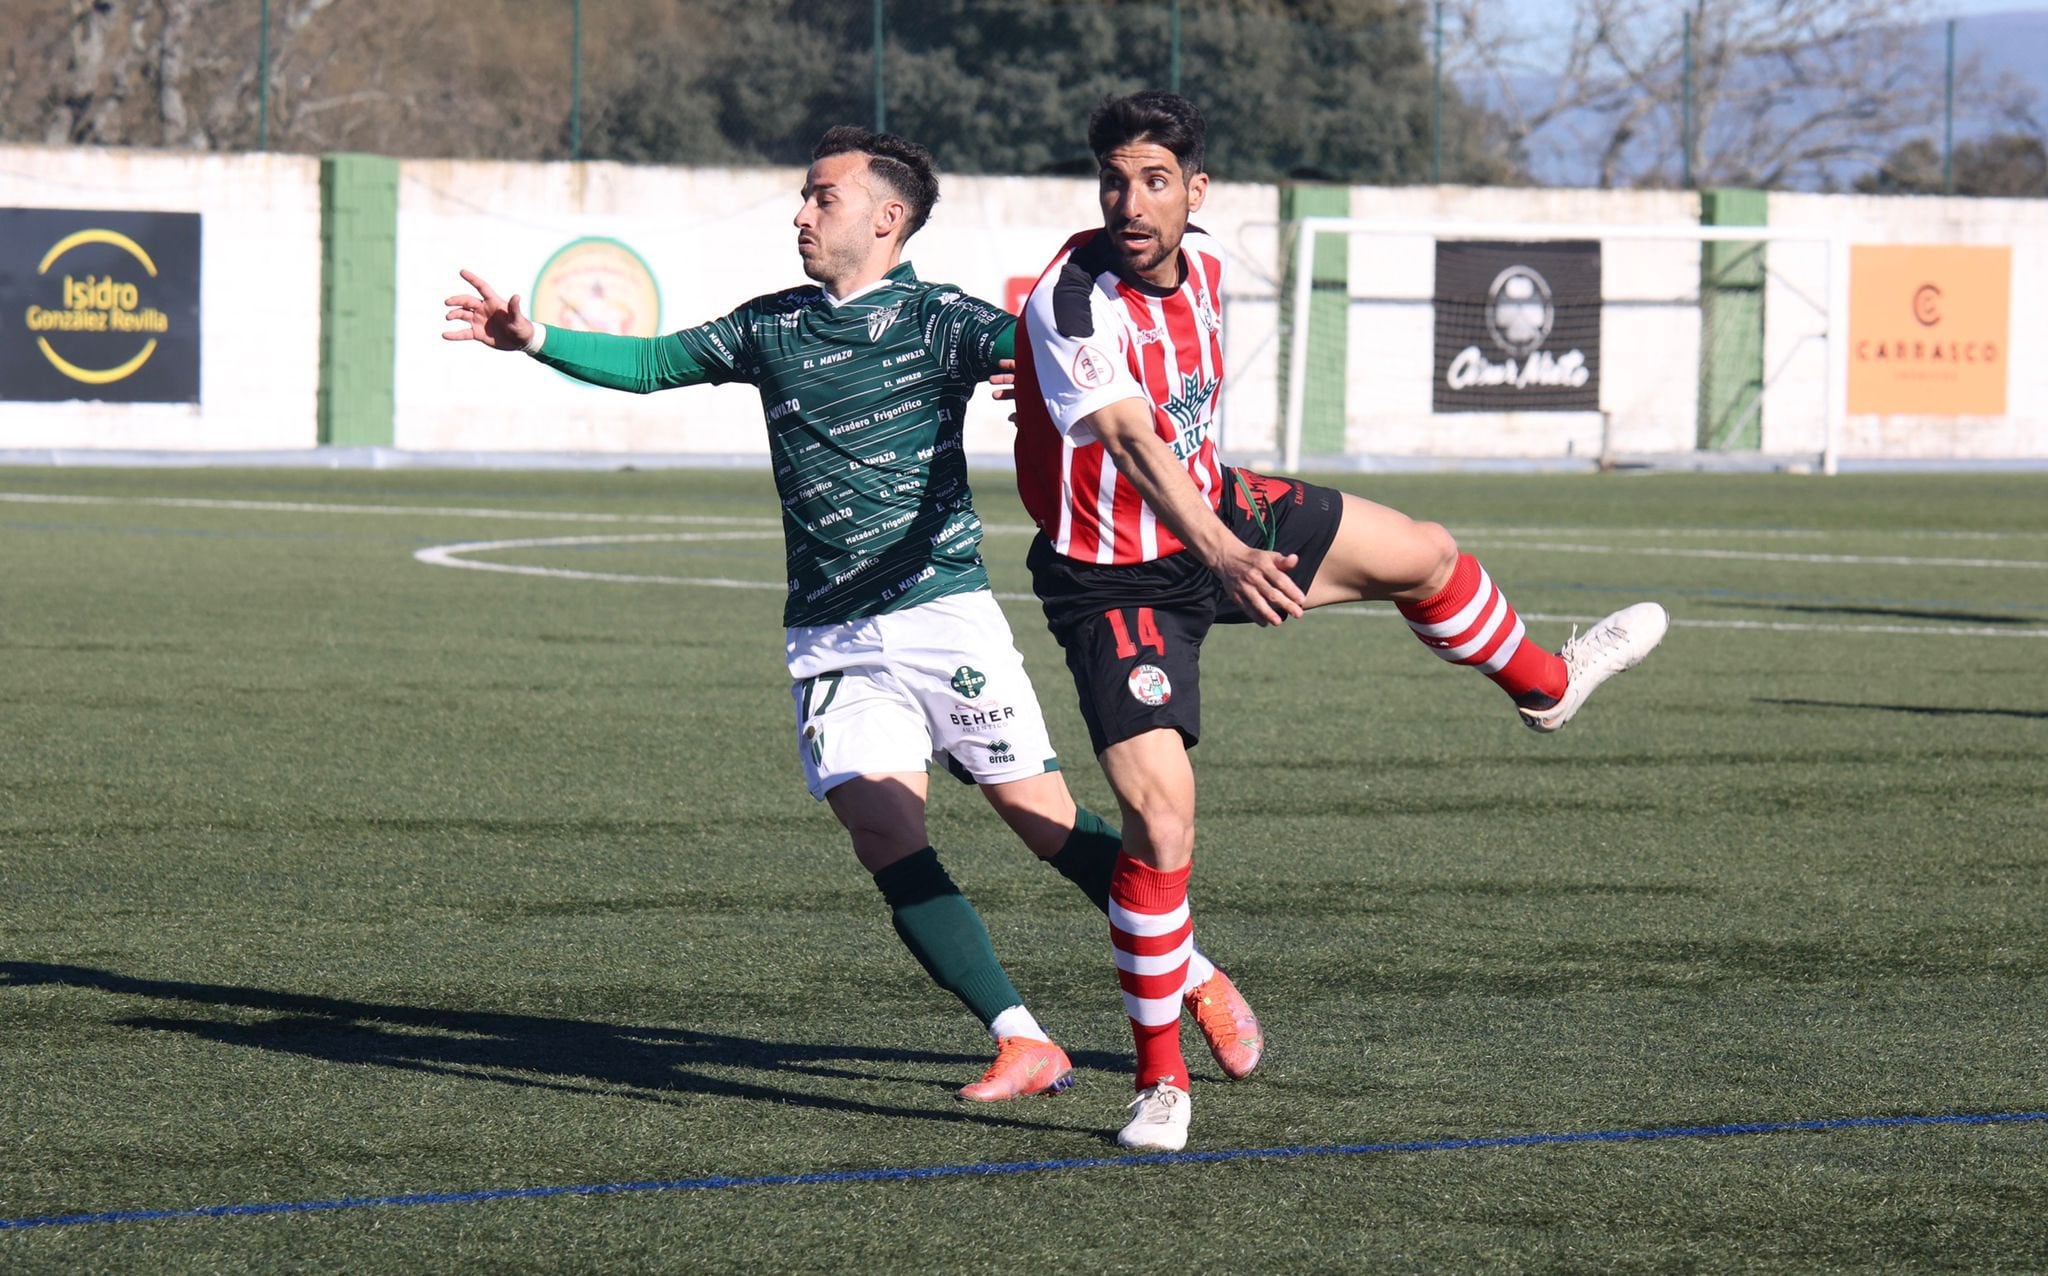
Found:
[1332,185,2045,461]
[1335,186,1704,460]
[1769,192,2048,459]
[2,143,2039,462]
[393,158,1282,460]
[0,145,323,451]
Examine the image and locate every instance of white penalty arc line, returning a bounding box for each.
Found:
[415,532,787,590]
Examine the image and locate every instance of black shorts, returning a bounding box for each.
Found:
[1028,468,1345,754]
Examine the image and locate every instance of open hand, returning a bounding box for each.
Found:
[442,269,534,351]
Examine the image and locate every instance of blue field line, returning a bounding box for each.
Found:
[4,1110,2043,1232]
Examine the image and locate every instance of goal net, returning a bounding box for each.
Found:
[1278,218,1849,473]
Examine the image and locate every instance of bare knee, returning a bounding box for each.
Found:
[1401,519,1461,599]
[1120,799,1194,868]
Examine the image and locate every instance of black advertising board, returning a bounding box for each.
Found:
[1433,240,1600,413]
[0,208,202,403]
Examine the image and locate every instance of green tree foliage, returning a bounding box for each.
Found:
[0,0,1511,184]
[1855,133,2048,198]
[578,0,1515,184]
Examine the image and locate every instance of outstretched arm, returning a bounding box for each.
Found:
[1083,397,1305,627]
[442,269,535,350]
[442,269,714,394]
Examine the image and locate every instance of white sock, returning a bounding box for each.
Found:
[1184,949,1217,993]
[988,1005,1049,1044]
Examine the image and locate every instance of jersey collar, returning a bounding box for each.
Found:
[823,262,918,308]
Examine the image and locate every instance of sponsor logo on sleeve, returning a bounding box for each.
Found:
[1071,344,1115,389]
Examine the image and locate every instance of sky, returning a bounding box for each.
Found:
[1921,0,2048,13]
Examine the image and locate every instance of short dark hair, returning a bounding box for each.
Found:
[812,125,940,239]
[1087,91,1206,179]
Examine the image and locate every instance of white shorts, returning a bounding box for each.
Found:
[786,590,1061,800]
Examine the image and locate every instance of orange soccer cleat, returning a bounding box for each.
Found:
[1185,969,1263,1080]
[957,1036,1076,1102]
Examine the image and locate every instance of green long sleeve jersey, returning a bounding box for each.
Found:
[530,263,1018,627]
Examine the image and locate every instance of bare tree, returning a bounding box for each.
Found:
[1444,0,2037,189]
[0,0,595,159]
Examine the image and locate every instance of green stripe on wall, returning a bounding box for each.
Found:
[1279,183,1350,455]
[1697,188,1766,451]
[319,153,398,447]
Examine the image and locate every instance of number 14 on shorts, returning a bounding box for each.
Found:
[1105,607,1166,659]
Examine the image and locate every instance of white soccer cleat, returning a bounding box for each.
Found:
[1116,1082,1192,1152]
[1519,602,1670,734]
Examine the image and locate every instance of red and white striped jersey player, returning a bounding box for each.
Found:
[1013,90,1672,1154]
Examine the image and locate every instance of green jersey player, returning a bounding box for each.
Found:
[443,126,1262,1102]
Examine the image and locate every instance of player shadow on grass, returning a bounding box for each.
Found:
[1759,697,2048,720]
[0,961,1124,1132]
[1710,599,2041,627]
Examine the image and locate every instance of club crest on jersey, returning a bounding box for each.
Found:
[1071,344,1116,389]
[1127,664,1172,706]
[1163,371,1217,430]
[951,666,987,698]
[866,303,903,343]
[1194,295,1222,333]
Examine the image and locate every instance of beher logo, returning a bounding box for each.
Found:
[1848,244,2010,417]
[950,666,986,698]
[3,209,201,404]
[27,229,171,384]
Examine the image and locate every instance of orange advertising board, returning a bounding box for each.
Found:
[1848,244,2010,416]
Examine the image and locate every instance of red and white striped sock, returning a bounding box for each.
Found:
[1398,554,1568,706]
[1108,854,1193,1092]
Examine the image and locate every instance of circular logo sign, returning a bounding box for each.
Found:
[532,237,661,338]
[1485,265,1554,358]
[30,228,167,385]
[1127,664,1173,707]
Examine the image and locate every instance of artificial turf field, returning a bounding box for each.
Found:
[2,464,2043,1272]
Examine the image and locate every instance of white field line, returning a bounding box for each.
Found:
[1311,606,2048,641]
[11,491,2045,636]
[416,533,2048,640]
[1463,539,2048,571]
[0,491,779,528]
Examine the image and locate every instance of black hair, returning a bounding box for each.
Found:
[1087,91,1206,179]
[811,125,940,239]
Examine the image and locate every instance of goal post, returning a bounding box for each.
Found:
[1278,217,1851,474]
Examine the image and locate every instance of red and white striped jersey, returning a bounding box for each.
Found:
[1015,227,1227,565]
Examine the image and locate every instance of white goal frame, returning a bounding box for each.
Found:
[1280,217,1852,474]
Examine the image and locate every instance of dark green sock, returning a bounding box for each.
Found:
[872,847,1022,1027]
[1046,805,1123,916]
